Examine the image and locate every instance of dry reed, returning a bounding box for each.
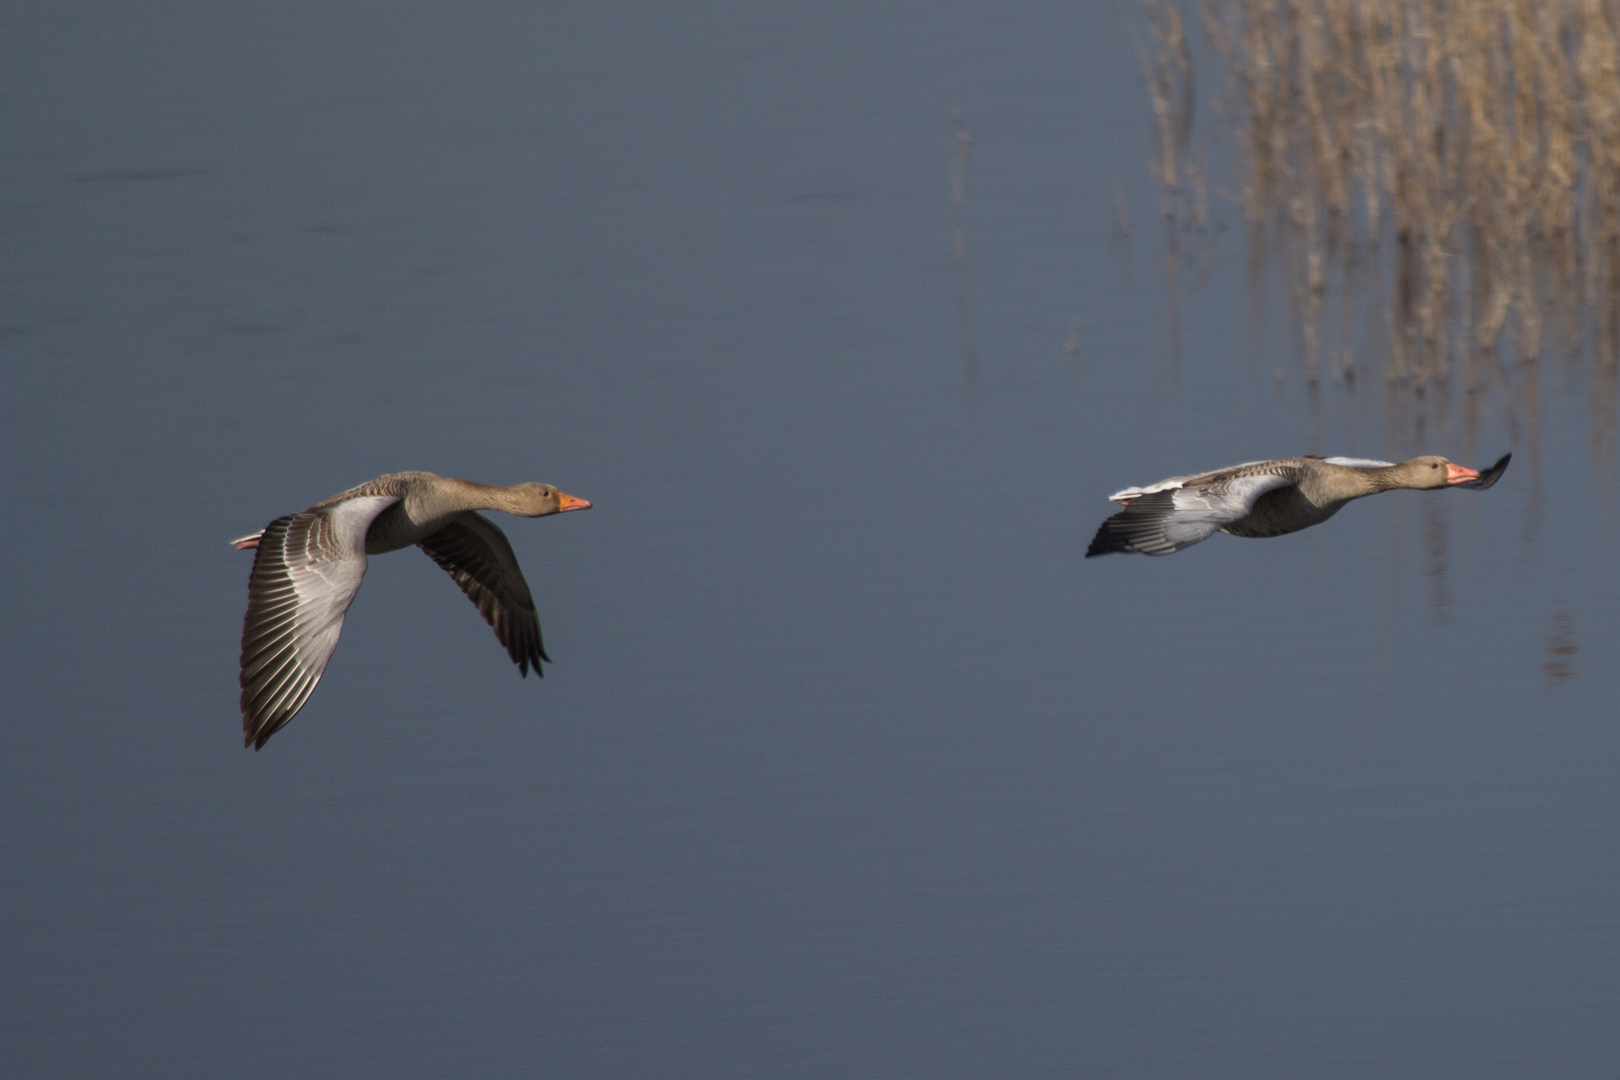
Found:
[1143,0,1620,433]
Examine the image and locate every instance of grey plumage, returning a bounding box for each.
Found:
[1086,453,1510,558]
[234,472,590,749]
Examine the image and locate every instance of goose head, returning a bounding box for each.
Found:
[510,483,593,516]
[1394,455,1482,489]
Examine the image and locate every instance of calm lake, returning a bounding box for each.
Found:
[3,2,1616,1077]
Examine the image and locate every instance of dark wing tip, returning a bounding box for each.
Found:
[243,709,287,750]
[1085,523,1126,557]
[1086,491,1180,557]
[509,619,545,678]
[243,717,272,750]
[1470,452,1511,490]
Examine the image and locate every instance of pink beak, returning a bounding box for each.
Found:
[1445,463,1481,485]
[556,491,592,512]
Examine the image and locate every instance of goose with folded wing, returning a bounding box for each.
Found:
[1086,453,1510,558]
[231,472,592,749]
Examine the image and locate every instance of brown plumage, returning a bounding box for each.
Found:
[1087,453,1510,557]
[232,472,591,749]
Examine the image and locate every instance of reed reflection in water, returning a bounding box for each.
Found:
[1545,609,1579,686]
[951,113,979,382]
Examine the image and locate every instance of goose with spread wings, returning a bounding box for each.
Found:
[1086,453,1510,558]
[231,472,591,749]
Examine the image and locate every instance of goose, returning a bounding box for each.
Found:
[231,472,591,749]
[1086,453,1510,558]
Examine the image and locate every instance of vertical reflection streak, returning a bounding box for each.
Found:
[1422,495,1449,626]
[950,114,978,385]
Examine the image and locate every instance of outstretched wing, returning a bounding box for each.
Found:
[417,512,548,676]
[1087,473,1294,557]
[238,495,399,749]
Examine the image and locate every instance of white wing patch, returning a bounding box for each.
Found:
[1320,457,1395,468]
[1108,460,1274,503]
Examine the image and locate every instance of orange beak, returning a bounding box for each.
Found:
[1445,463,1481,485]
[556,491,592,512]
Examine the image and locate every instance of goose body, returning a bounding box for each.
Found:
[232,471,591,749]
[1086,453,1510,558]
